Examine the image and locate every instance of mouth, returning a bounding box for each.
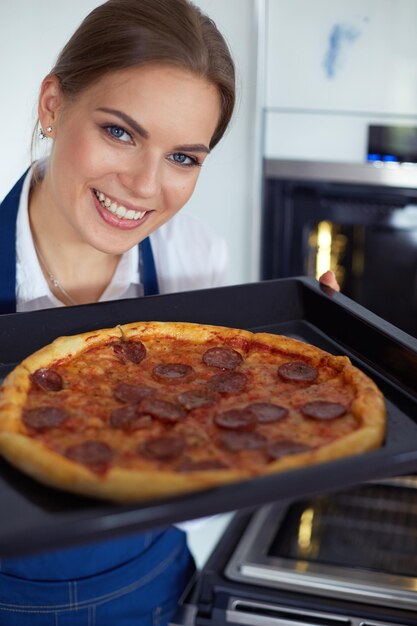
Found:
[93,189,147,221]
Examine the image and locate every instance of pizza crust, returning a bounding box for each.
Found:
[0,321,386,502]
[20,327,122,373]
[120,320,253,350]
[0,432,247,501]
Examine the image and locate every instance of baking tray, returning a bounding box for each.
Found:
[0,277,417,557]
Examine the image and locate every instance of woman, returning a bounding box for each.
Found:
[0,1,338,624]
[0,1,235,625]
[1,0,235,317]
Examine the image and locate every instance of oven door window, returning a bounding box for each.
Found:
[306,218,417,337]
[268,483,417,577]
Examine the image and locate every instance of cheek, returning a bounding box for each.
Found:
[164,172,200,211]
[53,129,115,180]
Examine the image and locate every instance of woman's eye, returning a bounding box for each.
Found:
[105,125,132,142]
[169,153,200,167]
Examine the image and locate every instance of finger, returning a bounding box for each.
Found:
[319,270,340,292]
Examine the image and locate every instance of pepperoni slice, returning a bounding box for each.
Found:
[139,435,185,461]
[177,389,215,410]
[207,371,247,394]
[112,340,146,364]
[278,361,318,383]
[218,431,267,452]
[152,363,193,381]
[247,402,288,423]
[31,368,63,392]
[109,405,152,431]
[177,459,228,472]
[301,401,347,420]
[138,398,186,423]
[202,347,243,370]
[214,409,257,431]
[266,440,312,460]
[22,406,69,430]
[113,383,155,404]
[65,440,114,470]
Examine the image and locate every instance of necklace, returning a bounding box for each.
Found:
[33,241,79,306]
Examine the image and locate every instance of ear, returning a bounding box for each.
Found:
[38,74,64,137]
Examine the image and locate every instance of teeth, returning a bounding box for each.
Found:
[115,206,126,218]
[94,190,146,221]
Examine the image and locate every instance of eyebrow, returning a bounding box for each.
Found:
[96,107,211,154]
[97,107,150,139]
[173,144,210,155]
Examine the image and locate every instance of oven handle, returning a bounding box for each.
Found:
[225,598,409,626]
[226,598,351,626]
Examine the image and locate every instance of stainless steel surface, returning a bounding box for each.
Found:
[264,159,417,188]
[227,598,349,626]
[226,598,409,626]
[225,480,417,610]
[374,475,417,489]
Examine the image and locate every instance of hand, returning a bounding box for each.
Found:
[319,270,340,292]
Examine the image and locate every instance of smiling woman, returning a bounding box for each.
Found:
[0,0,235,314]
[0,1,235,624]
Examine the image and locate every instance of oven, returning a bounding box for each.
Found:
[172,478,417,626]
[261,160,417,338]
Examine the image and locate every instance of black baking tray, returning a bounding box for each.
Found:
[0,277,417,557]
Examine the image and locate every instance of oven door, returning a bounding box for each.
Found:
[225,479,417,611]
[171,486,417,626]
[261,178,417,337]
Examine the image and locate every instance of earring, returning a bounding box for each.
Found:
[39,126,53,139]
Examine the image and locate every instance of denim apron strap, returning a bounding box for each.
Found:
[139,236,159,296]
[0,170,28,314]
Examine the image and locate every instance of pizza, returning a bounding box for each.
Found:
[0,321,385,502]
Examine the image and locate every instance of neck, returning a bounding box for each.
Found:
[29,174,121,305]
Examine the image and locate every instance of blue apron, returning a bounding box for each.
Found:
[0,172,194,625]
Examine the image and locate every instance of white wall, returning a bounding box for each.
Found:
[0,0,258,286]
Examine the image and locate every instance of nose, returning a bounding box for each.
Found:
[118,152,161,200]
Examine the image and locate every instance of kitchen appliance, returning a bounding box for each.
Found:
[172,479,417,625]
[261,159,417,337]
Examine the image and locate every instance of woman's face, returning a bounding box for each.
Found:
[41,64,221,254]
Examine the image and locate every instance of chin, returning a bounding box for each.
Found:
[85,235,137,256]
